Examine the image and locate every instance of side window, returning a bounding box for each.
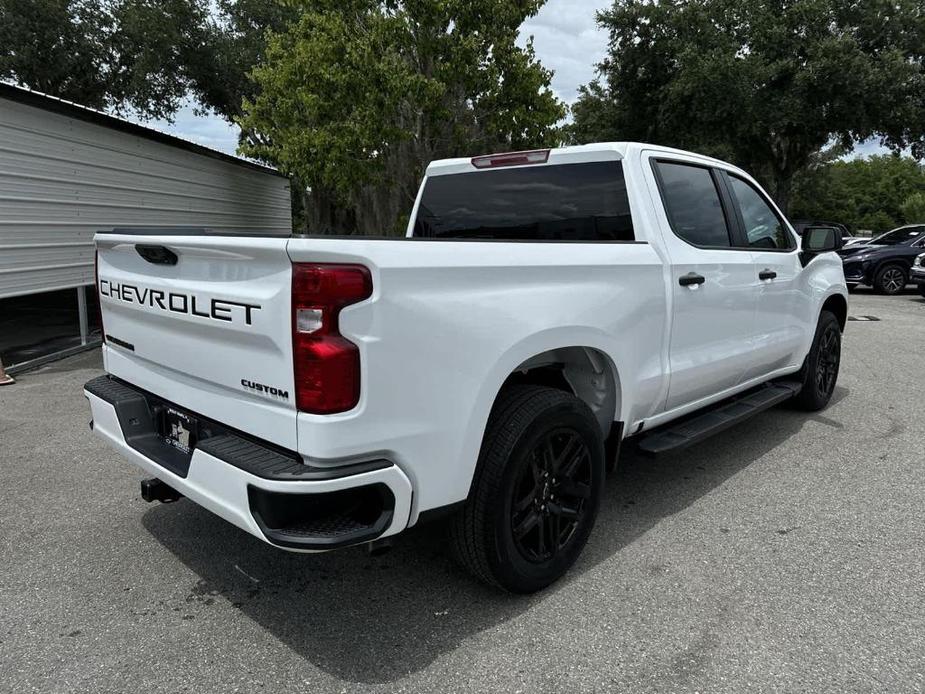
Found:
[728,175,795,250]
[655,161,732,248]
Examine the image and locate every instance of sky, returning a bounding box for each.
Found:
[126,0,890,161]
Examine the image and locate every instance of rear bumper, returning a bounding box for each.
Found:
[84,375,412,552]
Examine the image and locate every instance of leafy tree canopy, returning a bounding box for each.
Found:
[790,154,925,232]
[570,0,925,213]
[0,0,212,119]
[0,0,294,122]
[238,0,565,234]
[900,192,925,225]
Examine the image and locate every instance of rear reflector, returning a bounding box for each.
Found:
[95,250,105,343]
[292,264,372,414]
[471,149,550,169]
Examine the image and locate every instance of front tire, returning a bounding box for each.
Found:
[874,263,907,295]
[792,311,841,411]
[450,385,605,593]
[918,284,925,298]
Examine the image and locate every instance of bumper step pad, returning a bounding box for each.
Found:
[84,375,390,480]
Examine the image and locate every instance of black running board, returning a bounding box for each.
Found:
[637,381,802,455]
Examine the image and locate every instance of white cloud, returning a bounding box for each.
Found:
[123,101,240,156]
[520,0,611,105]
[844,137,903,160]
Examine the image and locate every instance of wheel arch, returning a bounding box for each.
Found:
[499,345,622,438]
[871,259,910,293]
[820,292,848,332]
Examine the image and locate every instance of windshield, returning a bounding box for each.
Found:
[869,227,925,245]
[412,161,635,241]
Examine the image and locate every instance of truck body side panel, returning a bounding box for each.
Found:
[286,237,667,519]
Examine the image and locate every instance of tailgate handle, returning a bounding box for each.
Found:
[136,245,178,265]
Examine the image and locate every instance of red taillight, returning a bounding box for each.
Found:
[471,149,550,169]
[292,263,372,414]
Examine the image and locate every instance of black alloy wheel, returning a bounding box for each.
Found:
[815,322,840,400]
[792,310,841,412]
[510,428,592,564]
[450,385,605,593]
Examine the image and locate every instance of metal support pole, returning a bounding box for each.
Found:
[77,284,89,346]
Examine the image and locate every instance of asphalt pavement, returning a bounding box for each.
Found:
[1,289,923,693]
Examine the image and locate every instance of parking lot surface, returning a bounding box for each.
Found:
[1,290,923,693]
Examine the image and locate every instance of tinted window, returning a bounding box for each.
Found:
[412,162,634,241]
[655,162,731,247]
[728,175,794,250]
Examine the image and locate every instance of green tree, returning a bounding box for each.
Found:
[183,0,298,122]
[0,0,211,119]
[569,0,925,213]
[238,1,565,235]
[0,0,297,123]
[790,155,925,231]
[900,192,925,224]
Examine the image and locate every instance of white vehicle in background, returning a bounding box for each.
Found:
[912,252,925,297]
[85,143,848,592]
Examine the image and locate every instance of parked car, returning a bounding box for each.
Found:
[838,225,925,294]
[912,252,925,297]
[793,219,861,245]
[84,142,848,592]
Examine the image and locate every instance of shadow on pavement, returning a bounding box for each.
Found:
[141,399,826,685]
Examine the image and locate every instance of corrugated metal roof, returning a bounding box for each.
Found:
[0,81,286,178]
[0,86,292,299]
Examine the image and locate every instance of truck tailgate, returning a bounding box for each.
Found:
[96,233,296,449]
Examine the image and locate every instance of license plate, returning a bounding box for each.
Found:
[161,408,197,454]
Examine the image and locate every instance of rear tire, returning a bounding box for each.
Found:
[874,263,907,295]
[792,311,841,412]
[450,385,605,593]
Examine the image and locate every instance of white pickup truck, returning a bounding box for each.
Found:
[85,142,848,592]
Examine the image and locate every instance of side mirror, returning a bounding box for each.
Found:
[802,226,841,252]
[800,226,840,267]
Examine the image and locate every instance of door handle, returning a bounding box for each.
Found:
[759,269,777,281]
[679,272,706,287]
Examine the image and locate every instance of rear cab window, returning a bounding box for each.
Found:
[412,161,635,241]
